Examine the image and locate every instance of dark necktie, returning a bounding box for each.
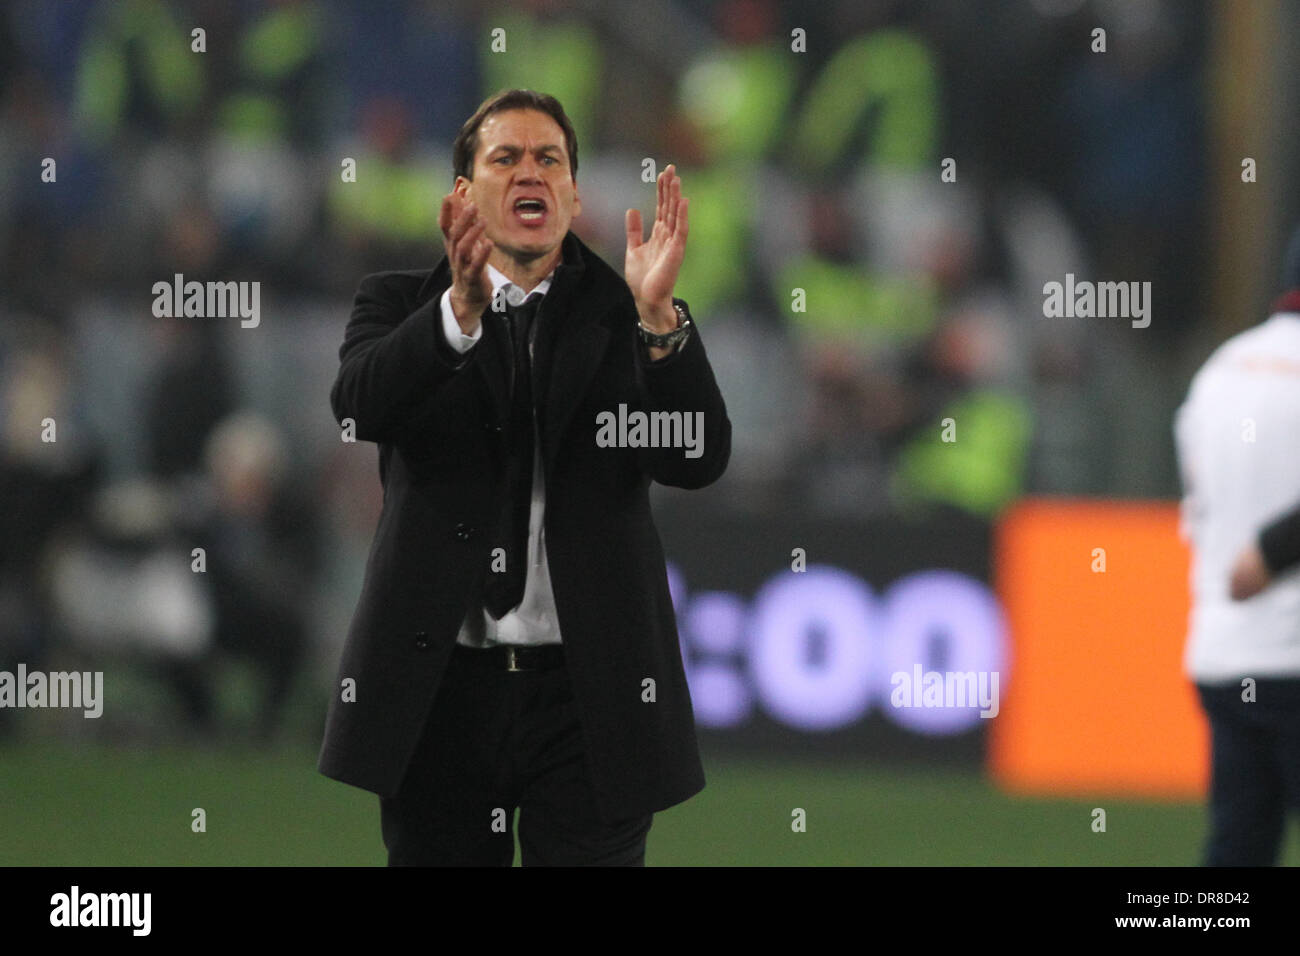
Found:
[483,291,543,619]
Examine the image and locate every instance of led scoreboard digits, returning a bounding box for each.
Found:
[667,562,1008,736]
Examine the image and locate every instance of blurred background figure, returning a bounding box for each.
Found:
[1173,225,1300,866]
[0,323,102,741]
[181,411,322,743]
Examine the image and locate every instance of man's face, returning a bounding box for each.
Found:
[455,108,581,263]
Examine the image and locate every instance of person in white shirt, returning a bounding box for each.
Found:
[1174,237,1300,865]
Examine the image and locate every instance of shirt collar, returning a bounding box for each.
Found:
[486,263,554,305]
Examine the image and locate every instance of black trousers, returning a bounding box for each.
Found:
[380,644,652,866]
[1197,678,1300,866]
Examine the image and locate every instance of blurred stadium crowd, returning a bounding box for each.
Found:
[0,0,1209,743]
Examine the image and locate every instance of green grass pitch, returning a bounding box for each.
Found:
[6,743,1296,866]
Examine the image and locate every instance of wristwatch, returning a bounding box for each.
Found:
[638,300,693,350]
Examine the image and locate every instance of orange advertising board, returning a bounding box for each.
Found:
[989,499,1209,797]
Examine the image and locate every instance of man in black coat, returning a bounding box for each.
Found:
[318,89,731,865]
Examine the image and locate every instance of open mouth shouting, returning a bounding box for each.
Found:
[512,195,549,227]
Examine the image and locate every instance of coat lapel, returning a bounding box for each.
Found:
[422,232,616,477]
[539,312,610,476]
[536,232,614,480]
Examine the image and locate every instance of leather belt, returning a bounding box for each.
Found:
[455,642,565,672]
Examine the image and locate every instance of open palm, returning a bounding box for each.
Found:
[625,164,689,315]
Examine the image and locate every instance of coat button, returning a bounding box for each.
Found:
[454,523,473,540]
[414,631,430,650]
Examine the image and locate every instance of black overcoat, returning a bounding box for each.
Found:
[318,230,731,821]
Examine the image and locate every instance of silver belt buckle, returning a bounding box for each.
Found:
[506,646,521,672]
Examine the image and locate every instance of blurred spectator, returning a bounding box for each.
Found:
[0,325,102,740]
[479,0,602,149]
[327,95,445,275]
[144,321,236,481]
[71,0,204,147]
[1058,0,1205,343]
[212,0,337,150]
[891,294,1033,518]
[181,411,323,742]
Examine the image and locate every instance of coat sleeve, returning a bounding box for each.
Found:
[633,298,732,489]
[329,271,479,445]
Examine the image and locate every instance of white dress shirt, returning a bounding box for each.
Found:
[440,264,561,647]
[1174,312,1300,682]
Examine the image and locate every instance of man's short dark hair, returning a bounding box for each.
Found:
[452,89,579,183]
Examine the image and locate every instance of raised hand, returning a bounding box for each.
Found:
[440,191,494,333]
[625,164,689,331]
